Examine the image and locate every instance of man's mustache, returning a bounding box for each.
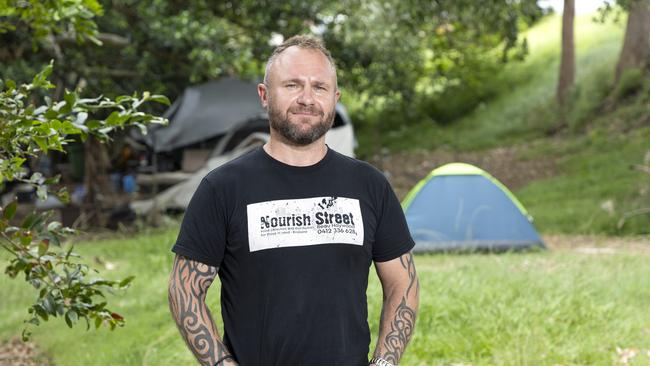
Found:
[288,107,323,116]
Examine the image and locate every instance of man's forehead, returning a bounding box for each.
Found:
[270,47,336,83]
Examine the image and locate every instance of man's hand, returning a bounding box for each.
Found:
[168,254,237,365]
[371,252,420,365]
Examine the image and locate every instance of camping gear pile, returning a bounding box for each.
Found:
[131,78,356,214]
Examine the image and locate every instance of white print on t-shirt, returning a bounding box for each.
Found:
[246,196,364,252]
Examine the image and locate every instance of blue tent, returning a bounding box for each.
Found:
[402,163,545,252]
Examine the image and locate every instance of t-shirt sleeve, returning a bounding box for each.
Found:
[171,178,227,267]
[372,178,415,262]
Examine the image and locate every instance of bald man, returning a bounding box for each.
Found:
[168,35,419,366]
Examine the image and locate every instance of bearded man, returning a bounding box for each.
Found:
[168,35,419,366]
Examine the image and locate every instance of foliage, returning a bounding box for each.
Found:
[0,0,544,127]
[594,0,637,23]
[0,0,169,339]
[0,0,104,43]
[0,60,168,339]
[612,68,644,101]
[325,0,542,128]
[3,229,650,364]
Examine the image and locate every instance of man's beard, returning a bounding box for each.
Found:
[267,99,335,146]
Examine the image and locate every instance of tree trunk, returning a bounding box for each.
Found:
[556,0,575,106]
[615,0,650,82]
[83,136,114,228]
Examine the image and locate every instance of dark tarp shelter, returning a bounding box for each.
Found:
[136,77,354,155]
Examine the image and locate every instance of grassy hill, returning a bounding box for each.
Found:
[359,13,650,236]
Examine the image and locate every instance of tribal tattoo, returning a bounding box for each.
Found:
[168,255,233,366]
[378,252,419,364]
[400,252,419,299]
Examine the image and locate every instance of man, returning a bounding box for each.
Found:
[168,35,419,366]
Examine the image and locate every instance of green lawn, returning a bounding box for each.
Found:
[2,229,650,365]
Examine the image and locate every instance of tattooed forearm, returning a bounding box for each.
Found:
[374,252,419,365]
[168,254,234,366]
[400,252,419,299]
[381,298,416,363]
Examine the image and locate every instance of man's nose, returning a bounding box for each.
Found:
[297,86,315,105]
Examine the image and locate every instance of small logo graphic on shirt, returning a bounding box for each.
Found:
[247,197,364,252]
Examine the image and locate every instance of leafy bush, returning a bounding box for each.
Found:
[0,62,168,339]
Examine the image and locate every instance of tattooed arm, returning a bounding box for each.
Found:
[168,254,238,366]
[371,252,420,365]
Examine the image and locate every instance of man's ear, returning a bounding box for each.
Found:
[257,83,268,108]
[335,88,341,103]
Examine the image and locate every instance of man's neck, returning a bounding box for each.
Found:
[263,136,328,167]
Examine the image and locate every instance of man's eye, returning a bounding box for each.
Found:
[286,84,298,89]
[315,86,327,91]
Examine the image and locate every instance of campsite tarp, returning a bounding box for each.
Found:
[138,78,355,156]
[402,163,545,252]
[142,78,266,153]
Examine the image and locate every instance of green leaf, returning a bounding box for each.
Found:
[74,111,88,126]
[147,94,171,106]
[118,275,135,288]
[47,221,62,231]
[21,213,38,229]
[65,310,78,328]
[20,232,32,246]
[64,90,77,108]
[3,200,17,220]
[33,136,48,152]
[55,187,70,203]
[86,119,101,129]
[36,185,48,201]
[34,304,49,321]
[29,172,43,184]
[33,105,48,115]
[42,295,55,314]
[32,62,54,88]
[115,95,131,104]
[21,329,31,342]
[44,175,61,185]
[65,245,75,260]
[38,239,49,256]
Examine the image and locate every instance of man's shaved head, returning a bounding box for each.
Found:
[263,35,337,88]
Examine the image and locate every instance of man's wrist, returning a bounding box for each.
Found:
[214,355,234,365]
[369,356,395,366]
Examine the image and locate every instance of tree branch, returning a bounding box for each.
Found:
[55,32,130,47]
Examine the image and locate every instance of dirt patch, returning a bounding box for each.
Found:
[543,234,650,253]
[368,146,558,200]
[0,338,51,366]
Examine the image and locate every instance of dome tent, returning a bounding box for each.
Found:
[402,163,545,252]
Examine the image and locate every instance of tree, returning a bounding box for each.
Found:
[615,0,650,82]
[557,0,575,106]
[0,1,168,339]
[1,0,543,131]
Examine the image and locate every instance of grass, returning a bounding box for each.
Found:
[517,126,650,235]
[2,229,650,365]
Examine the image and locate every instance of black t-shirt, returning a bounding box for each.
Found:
[172,146,414,366]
